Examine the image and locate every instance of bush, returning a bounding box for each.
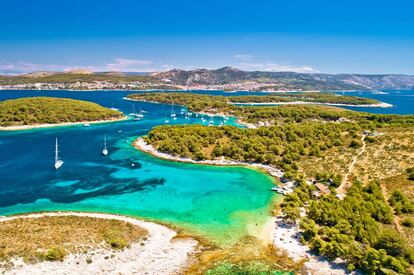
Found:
[389,190,414,214]
[44,246,67,261]
[401,217,414,227]
[350,140,362,148]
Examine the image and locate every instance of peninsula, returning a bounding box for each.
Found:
[131,92,414,274]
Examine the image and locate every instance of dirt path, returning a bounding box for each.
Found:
[380,184,405,235]
[337,135,367,196]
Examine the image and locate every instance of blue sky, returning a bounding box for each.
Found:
[1,0,414,74]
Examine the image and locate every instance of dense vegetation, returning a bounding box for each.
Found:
[389,190,414,215]
[127,91,379,110]
[227,93,379,105]
[281,181,414,274]
[145,123,361,179]
[0,97,123,127]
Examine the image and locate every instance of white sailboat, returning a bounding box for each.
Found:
[110,103,119,111]
[170,104,177,118]
[136,106,144,118]
[102,135,108,156]
[129,104,138,117]
[54,138,64,170]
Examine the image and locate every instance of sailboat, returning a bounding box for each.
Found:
[102,135,108,156]
[170,104,177,119]
[54,138,64,170]
[136,105,144,118]
[129,104,138,117]
[110,103,119,111]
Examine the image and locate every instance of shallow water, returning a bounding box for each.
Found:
[0,90,275,245]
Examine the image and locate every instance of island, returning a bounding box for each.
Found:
[131,92,414,274]
[0,97,125,130]
[126,91,387,112]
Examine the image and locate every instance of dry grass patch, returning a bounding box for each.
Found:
[0,215,148,264]
[298,128,414,184]
[185,236,302,274]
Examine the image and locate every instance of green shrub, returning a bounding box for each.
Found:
[401,217,414,227]
[44,246,67,261]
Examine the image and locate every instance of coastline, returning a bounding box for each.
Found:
[0,116,128,131]
[134,137,352,274]
[125,96,392,109]
[0,211,198,275]
[230,100,393,108]
[133,137,284,179]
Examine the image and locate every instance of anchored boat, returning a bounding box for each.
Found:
[54,138,64,170]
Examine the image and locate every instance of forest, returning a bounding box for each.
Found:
[137,92,414,273]
[281,181,414,274]
[127,91,379,110]
[0,97,123,127]
[145,122,361,179]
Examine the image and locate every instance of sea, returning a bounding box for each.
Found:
[0,89,412,245]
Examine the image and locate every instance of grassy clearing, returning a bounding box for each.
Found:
[0,216,148,265]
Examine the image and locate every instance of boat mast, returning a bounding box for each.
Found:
[55,138,59,163]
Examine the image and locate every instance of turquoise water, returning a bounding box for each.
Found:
[0,90,275,245]
[1,89,411,245]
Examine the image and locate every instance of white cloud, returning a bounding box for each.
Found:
[237,62,318,73]
[0,58,157,74]
[105,58,153,71]
[234,54,254,61]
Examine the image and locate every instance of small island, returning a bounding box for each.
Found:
[126,91,385,112]
[0,97,125,130]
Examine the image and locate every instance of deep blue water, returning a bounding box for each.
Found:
[332,90,414,115]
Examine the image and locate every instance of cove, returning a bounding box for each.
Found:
[0,90,277,245]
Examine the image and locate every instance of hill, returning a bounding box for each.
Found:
[152,67,414,90]
[2,67,414,91]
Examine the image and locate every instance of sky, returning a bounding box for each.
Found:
[1,0,414,74]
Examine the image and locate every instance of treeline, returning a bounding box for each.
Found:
[127,92,379,110]
[128,92,230,112]
[226,93,379,105]
[128,92,414,127]
[281,181,414,274]
[146,123,361,179]
[0,97,123,127]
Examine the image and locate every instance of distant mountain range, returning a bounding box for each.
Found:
[1,66,414,91]
[151,66,414,90]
